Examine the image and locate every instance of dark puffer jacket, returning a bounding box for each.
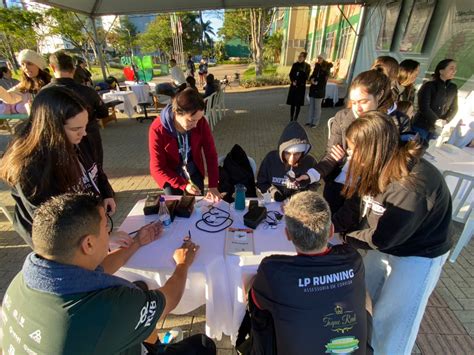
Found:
[412,78,458,132]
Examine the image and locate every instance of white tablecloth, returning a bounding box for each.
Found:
[103,91,138,118]
[127,83,152,104]
[116,199,295,342]
[325,82,339,105]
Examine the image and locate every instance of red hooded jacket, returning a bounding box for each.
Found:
[149,107,218,191]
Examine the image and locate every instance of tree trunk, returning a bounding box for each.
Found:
[250,8,265,77]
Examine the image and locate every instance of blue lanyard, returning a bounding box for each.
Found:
[177,132,189,165]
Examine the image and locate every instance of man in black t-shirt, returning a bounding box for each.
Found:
[2,193,215,355]
[249,191,372,355]
[47,51,109,166]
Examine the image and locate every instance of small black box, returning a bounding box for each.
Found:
[244,206,267,229]
[175,196,195,218]
[143,194,161,215]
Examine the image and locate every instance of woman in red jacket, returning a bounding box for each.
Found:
[149,88,221,201]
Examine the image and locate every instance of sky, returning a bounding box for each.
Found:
[202,10,224,39]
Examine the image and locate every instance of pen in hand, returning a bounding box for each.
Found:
[184,229,192,242]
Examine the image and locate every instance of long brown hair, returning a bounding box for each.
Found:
[371,56,399,85]
[350,70,394,114]
[343,111,423,198]
[0,86,86,200]
[398,59,420,87]
[16,68,51,94]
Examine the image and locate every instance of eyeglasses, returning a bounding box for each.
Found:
[106,213,114,234]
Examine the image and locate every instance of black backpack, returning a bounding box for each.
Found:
[218,144,257,203]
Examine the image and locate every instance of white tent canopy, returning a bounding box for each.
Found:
[34,0,367,16]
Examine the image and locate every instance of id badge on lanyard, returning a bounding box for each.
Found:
[178,133,191,180]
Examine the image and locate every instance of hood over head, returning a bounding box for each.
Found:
[278,121,312,162]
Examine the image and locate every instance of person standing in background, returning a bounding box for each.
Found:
[307,54,333,128]
[198,58,208,87]
[412,59,458,142]
[74,57,93,86]
[287,51,311,122]
[186,55,195,78]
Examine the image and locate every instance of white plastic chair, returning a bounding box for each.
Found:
[327,116,335,140]
[215,88,226,121]
[214,89,223,122]
[218,155,257,178]
[204,92,217,130]
[442,170,474,262]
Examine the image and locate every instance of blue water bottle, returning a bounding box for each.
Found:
[234,184,246,211]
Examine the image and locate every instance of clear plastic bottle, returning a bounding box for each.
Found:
[158,196,172,226]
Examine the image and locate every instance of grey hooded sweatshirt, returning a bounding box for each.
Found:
[257,122,318,201]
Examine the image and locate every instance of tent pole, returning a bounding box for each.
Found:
[90,16,108,81]
[345,5,367,88]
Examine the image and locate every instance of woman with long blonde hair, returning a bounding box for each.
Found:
[0,49,51,113]
[334,111,452,354]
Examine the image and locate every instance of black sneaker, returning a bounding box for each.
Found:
[304,123,311,126]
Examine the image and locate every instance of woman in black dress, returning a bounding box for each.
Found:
[286,51,311,122]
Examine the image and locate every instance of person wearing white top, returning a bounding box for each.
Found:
[157,59,186,97]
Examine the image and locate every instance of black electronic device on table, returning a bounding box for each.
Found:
[244,202,267,229]
[175,196,195,218]
[143,194,161,215]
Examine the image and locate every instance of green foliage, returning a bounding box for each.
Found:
[242,64,277,79]
[218,10,251,43]
[44,8,88,50]
[240,74,290,88]
[0,7,44,63]
[214,41,227,61]
[108,17,138,55]
[264,30,283,63]
[138,15,172,54]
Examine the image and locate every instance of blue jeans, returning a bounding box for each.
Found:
[307,98,323,125]
[364,250,449,354]
[412,125,437,141]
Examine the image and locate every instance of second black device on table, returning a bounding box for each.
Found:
[143,194,195,218]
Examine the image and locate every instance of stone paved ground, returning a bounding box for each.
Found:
[0,81,473,354]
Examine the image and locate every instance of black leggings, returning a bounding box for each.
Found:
[290,105,301,121]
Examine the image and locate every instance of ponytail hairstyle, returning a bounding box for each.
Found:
[371,56,399,85]
[343,111,423,198]
[398,59,420,87]
[350,70,394,114]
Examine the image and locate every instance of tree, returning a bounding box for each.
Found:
[108,17,138,55]
[200,20,215,50]
[214,40,226,61]
[219,8,274,75]
[250,8,275,76]
[0,7,44,68]
[44,8,92,61]
[218,9,251,44]
[264,30,283,63]
[138,15,173,55]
